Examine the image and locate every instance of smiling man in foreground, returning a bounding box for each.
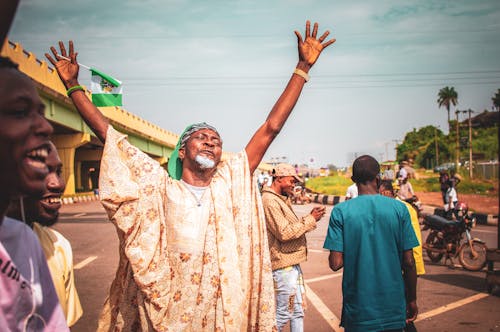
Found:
[8,142,83,327]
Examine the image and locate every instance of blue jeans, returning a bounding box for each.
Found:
[272,265,304,332]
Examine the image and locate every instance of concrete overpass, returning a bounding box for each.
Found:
[1,40,184,196]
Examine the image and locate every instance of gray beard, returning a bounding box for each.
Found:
[195,155,216,169]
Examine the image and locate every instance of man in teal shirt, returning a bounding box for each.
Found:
[324,155,418,332]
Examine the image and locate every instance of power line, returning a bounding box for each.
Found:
[118,70,500,81]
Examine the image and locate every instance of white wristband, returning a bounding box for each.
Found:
[294,68,310,82]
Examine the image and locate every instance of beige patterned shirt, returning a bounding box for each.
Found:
[261,187,316,271]
[97,126,276,331]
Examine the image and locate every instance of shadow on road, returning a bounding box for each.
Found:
[420,273,487,293]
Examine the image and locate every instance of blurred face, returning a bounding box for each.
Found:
[379,186,393,198]
[179,129,222,170]
[23,143,65,226]
[277,176,297,196]
[0,68,53,200]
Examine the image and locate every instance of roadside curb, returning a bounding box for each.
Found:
[311,194,498,226]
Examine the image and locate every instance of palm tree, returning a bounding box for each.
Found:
[492,89,500,111]
[437,86,458,131]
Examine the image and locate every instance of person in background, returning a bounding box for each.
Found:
[397,160,408,180]
[397,175,415,201]
[262,163,325,331]
[345,182,358,200]
[449,169,461,188]
[47,21,335,330]
[7,142,83,327]
[445,180,459,219]
[382,164,395,181]
[379,180,425,276]
[439,171,450,205]
[324,155,418,332]
[0,56,68,331]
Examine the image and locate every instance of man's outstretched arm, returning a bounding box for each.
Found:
[0,0,20,45]
[245,21,335,174]
[46,41,109,143]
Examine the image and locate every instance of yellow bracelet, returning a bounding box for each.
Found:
[293,68,310,82]
[66,85,84,96]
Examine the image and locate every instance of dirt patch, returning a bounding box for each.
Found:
[416,191,498,215]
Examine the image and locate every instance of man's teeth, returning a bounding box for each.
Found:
[26,158,46,169]
[27,148,49,159]
[42,197,61,204]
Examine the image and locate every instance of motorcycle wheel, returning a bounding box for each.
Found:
[425,232,444,263]
[459,242,487,271]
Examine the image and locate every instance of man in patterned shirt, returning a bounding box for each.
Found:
[262,163,325,332]
[47,21,335,331]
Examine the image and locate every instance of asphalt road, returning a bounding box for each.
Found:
[54,201,500,332]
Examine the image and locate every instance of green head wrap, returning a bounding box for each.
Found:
[167,122,220,180]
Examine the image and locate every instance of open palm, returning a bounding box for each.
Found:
[295,21,335,67]
[45,41,79,88]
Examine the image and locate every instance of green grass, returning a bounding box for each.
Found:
[305,176,353,196]
[306,173,498,196]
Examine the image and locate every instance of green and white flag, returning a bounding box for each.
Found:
[90,68,123,107]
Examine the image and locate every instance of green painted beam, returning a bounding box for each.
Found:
[40,92,173,159]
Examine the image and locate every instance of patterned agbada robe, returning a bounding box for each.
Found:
[97,126,276,331]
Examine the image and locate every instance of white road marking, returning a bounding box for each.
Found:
[74,256,98,270]
[306,273,343,284]
[309,249,328,253]
[415,292,490,322]
[305,284,344,331]
[73,213,87,218]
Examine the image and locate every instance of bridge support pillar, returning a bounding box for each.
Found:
[153,156,168,166]
[51,133,91,196]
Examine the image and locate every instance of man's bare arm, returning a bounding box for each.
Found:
[46,41,109,142]
[245,21,335,173]
[0,0,20,45]
[402,249,418,322]
[328,251,343,271]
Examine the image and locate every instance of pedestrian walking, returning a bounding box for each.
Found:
[324,155,419,332]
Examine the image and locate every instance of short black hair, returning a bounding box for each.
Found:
[0,56,19,69]
[379,180,394,194]
[351,155,380,184]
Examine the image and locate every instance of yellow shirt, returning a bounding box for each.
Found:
[97,126,276,331]
[32,223,83,326]
[401,202,426,275]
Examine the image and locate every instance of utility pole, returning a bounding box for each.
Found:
[455,110,460,170]
[392,139,401,161]
[468,109,473,178]
[434,126,439,167]
[384,142,390,161]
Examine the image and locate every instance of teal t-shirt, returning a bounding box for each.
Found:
[323,194,418,332]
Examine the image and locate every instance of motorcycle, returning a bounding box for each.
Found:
[422,202,487,271]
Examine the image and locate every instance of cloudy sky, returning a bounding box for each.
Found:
[9,0,500,167]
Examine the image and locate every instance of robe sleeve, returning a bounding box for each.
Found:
[218,151,276,329]
[98,125,172,325]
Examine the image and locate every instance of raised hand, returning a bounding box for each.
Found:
[310,206,326,221]
[294,21,335,68]
[46,40,109,142]
[45,41,79,89]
